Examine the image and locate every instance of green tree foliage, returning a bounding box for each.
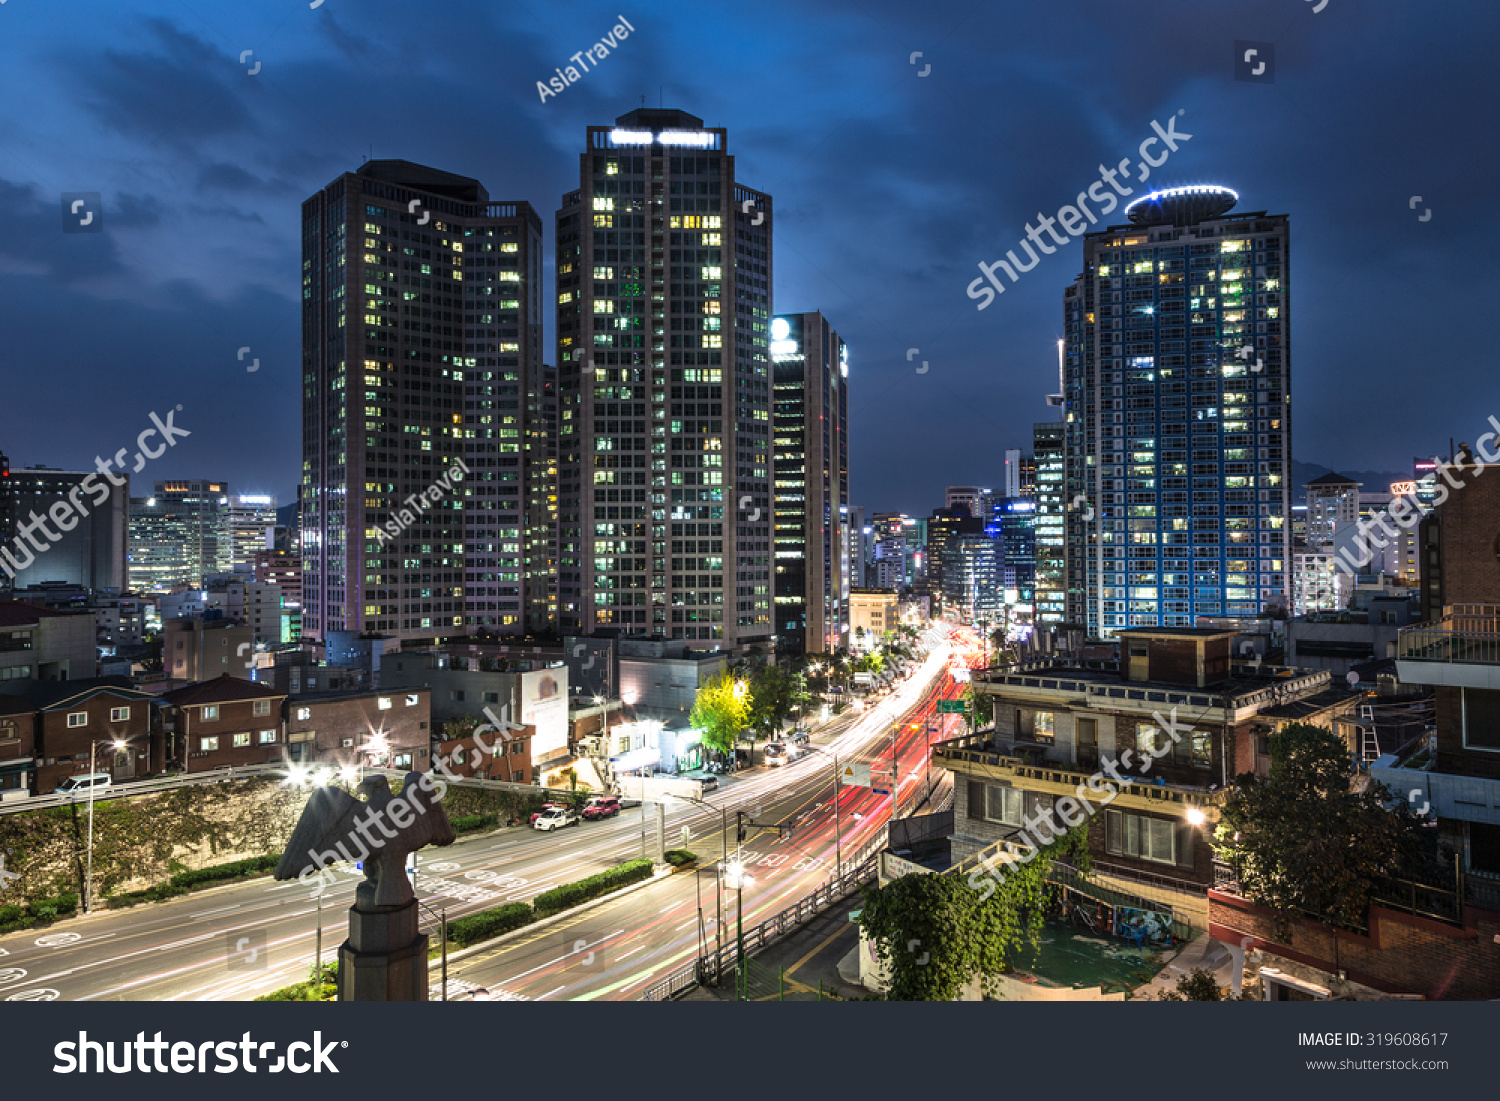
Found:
[1212,721,1432,937]
[690,672,750,754]
[859,827,1088,1001]
[746,661,809,738]
[1156,967,1226,1001]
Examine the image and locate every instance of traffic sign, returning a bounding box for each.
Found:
[838,762,871,788]
[938,700,967,713]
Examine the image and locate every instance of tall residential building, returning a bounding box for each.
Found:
[1032,422,1066,625]
[2,466,128,593]
[228,493,277,570]
[845,504,869,590]
[871,513,914,591]
[300,160,548,642]
[1305,472,1359,547]
[1061,186,1290,634]
[771,311,849,657]
[523,364,560,632]
[129,480,230,593]
[554,109,773,647]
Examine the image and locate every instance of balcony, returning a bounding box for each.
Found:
[932,733,1227,819]
[1396,604,1500,689]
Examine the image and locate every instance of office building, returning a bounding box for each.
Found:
[845,504,869,590]
[871,512,915,591]
[228,494,278,570]
[128,480,231,592]
[300,160,549,642]
[1061,186,1291,634]
[554,109,773,647]
[1032,422,1066,625]
[946,486,992,519]
[771,311,849,657]
[1,466,128,593]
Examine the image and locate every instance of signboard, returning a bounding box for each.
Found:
[1390,481,1418,497]
[938,700,967,714]
[838,762,871,789]
[520,667,569,764]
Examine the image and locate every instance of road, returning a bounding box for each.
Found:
[0,639,969,1003]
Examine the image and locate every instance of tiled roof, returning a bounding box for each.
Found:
[161,674,286,707]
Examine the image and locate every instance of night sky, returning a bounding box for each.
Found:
[2,0,1495,518]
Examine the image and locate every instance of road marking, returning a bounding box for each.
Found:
[615,946,644,962]
[538,984,567,999]
[189,904,243,920]
[157,934,215,952]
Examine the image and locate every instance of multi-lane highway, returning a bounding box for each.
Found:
[0,638,971,1002]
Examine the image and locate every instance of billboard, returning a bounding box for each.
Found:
[521,667,569,764]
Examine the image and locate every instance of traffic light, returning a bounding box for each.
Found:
[736,810,747,844]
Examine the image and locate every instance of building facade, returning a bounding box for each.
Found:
[1061,187,1291,635]
[129,481,232,593]
[300,160,549,642]
[554,108,773,648]
[771,311,849,656]
[2,466,128,593]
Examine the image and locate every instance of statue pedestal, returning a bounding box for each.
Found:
[337,898,430,1002]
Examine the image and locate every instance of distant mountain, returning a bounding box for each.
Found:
[1290,461,1412,505]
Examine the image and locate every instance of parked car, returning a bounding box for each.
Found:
[582,795,621,820]
[696,774,719,792]
[54,773,112,797]
[533,806,582,831]
[529,802,564,826]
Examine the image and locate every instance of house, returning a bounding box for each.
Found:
[26,677,160,793]
[284,687,433,771]
[0,694,37,798]
[159,675,288,772]
[0,601,97,687]
[934,627,1359,928]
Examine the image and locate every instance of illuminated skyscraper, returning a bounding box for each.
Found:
[1061,186,1291,633]
[555,109,772,647]
[771,311,849,656]
[300,161,548,642]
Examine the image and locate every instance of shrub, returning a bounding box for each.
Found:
[1157,968,1225,1001]
[107,854,279,908]
[664,849,697,866]
[450,813,499,834]
[447,902,534,947]
[256,964,338,1002]
[531,859,653,917]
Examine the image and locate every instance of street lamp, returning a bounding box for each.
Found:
[725,859,753,1001]
[665,792,729,980]
[84,736,131,914]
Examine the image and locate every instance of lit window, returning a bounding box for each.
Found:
[67,712,88,729]
[109,707,130,722]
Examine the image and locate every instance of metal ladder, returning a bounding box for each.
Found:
[1358,703,1381,763]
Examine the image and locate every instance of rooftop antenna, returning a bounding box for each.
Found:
[640,94,646,108]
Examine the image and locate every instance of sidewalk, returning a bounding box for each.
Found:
[1132,931,1238,1000]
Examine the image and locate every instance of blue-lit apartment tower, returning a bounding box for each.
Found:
[1061,186,1291,634]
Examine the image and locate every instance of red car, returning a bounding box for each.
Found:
[581,795,621,820]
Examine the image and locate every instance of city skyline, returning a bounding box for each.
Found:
[3,0,1495,519]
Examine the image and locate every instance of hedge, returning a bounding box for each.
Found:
[447,902,535,947]
[0,893,80,935]
[450,813,499,834]
[531,859,654,917]
[664,849,697,866]
[255,965,338,1002]
[106,854,279,908]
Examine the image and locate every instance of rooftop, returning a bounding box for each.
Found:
[161,674,286,707]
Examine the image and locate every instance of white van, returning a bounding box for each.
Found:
[763,742,789,767]
[55,773,112,797]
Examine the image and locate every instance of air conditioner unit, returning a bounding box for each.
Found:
[341,738,354,748]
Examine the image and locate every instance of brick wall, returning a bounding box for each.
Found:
[1210,889,1500,1000]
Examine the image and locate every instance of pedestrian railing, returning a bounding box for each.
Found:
[0,762,287,816]
[640,827,888,1001]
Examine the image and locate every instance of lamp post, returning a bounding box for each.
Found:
[667,792,728,981]
[794,742,843,878]
[84,736,129,914]
[725,859,751,1001]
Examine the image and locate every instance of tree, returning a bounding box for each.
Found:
[746,662,808,738]
[690,672,750,756]
[1212,721,1433,938]
[859,827,1089,1000]
[1156,968,1226,1001]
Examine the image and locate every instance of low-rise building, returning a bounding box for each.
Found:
[848,588,899,650]
[0,694,37,798]
[0,602,98,687]
[616,637,728,724]
[26,677,160,793]
[284,687,433,771]
[160,675,287,772]
[162,616,254,684]
[936,627,1359,928]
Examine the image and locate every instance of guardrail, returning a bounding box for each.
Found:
[0,763,287,815]
[640,827,889,1002]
